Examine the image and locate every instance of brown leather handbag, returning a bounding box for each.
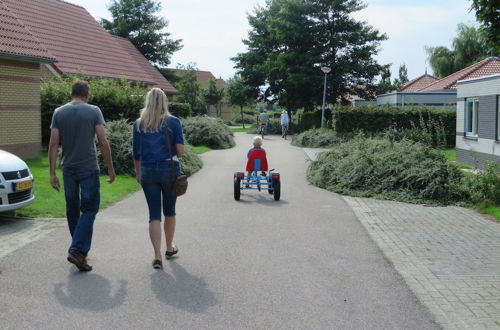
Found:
[165,120,188,197]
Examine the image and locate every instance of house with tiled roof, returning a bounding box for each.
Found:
[398,73,439,92]
[2,0,177,95]
[377,57,500,108]
[456,74,500,168]
[170,68,234,120]
[0,0,56,158]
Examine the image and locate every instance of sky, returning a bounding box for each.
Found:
[66,0,478,81]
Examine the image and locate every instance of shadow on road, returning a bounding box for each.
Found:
[235,194,289,207]
[54,272,127,311]
[151,260,216,313]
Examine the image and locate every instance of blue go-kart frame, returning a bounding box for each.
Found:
[233,168,280,201]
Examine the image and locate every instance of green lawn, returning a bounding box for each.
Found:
[231,126,253,133]
[192,145,212,154]
[480,205,500,222]
[12,154,140,218]
[435,148,471,169]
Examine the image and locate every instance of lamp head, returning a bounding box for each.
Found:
[321,67,331,74]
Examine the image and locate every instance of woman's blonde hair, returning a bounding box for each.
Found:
[137,88,170,132]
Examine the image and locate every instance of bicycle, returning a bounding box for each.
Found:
[281,125,288,140]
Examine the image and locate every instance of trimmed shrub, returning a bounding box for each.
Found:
[292,129,345,148]
[182,116,235,149]
[97,119,203,177]
[169,102,192,118]
[293,109,332,132]
[97,119,134,175]
[464,161,500,206]
[307,137,466,204]
[233,114,255,124]
[332,105,456,147]
[41,76,147,145]
[180,145,203,176]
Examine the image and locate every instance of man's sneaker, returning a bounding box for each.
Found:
[67,250,92,272]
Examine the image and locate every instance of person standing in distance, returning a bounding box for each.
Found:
[48,80,115,272]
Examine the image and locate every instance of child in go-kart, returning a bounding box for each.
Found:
[246,136,268,186]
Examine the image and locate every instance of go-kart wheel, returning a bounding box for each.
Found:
[273,178,280,201]
[234,177,241,200]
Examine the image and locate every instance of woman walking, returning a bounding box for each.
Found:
[132,88,185,269]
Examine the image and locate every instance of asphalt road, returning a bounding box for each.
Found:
[0,132,439,329]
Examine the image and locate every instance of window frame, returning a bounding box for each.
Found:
[465,98,479,138]
[497,95,500,141]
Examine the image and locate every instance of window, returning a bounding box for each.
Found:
[497,96,500,140]
[465,98,478,137]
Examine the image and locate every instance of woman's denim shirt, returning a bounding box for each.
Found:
[132,116,184,164]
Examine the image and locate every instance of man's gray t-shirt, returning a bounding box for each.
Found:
[50,101,105,171]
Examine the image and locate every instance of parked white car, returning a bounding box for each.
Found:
[0,150,34,212]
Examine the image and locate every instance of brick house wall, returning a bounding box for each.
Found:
[0,58,42,159]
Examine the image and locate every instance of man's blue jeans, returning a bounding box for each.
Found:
[62,167,100,256]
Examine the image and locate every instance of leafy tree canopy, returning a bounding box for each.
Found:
[470,0,500,54]
[101,0,182,66]
[227,75,256,128]
[426,23,489,78]
[171,63,205,116]
[233,0,387,111]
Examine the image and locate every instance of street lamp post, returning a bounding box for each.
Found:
[320,66,331,129]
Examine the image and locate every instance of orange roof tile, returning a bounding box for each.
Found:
[1,0,176,93]
[0,0,55,61]
[419,57,500,91]
[398,74,438,92]
[113,36,177,94]
[170,69,220,87]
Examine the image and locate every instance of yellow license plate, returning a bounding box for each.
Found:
[16,180,33,191]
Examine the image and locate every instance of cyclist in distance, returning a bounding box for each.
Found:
[280,110,289,139]
[259,110,269,137]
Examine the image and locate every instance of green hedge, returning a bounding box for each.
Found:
[332,105,456,147]
[169,102,192,118]
[294,109,332,132]
[41,76,147,145]
[182,116,235,149]
[97,119,202,176]
[292,129,344,148]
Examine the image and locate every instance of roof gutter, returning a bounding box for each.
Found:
[0,52,57,64]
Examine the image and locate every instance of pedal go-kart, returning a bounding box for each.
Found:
[233,169,281,201]
[233,148,280,201]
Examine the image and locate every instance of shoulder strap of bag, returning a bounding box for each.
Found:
[164,117,177,181]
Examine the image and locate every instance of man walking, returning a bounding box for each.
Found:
[48,80,115,272]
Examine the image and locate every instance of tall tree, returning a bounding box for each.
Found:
[393,63,409,89]
[470,0,500,54]
[101,0,182,66]
[202,79,225,117]
[233,0,387,112]
[227,75,256,128]
[426,23,489,78]
[173,64,204,116]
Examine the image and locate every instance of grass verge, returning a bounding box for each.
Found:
[192,145,212,154]
[434,148,471,169]
[480,205,500,221]
[231,126,253,133]
[12,153,140,218]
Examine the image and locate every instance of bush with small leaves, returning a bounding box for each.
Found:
[464,161,500,206]
[182,116,235,149]
[180,145,203,176]
[307,136,466,204]
[97,119,135,175]
[292,129,344,148]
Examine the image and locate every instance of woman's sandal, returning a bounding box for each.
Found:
[152,259,163,269]
[165,245,178,260]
